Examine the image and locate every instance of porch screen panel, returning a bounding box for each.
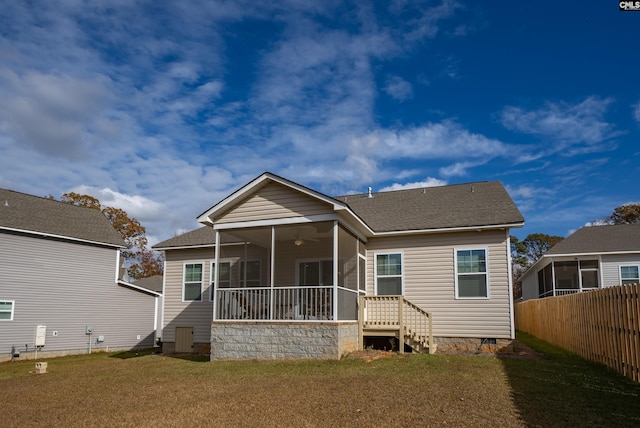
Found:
[337,288,357,320]
[338,225,358,291]
[554,261,578,289]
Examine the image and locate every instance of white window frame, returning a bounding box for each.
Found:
[620,265,640,285]
[454,248,490,299]
[182,262,204,302]
[0,300,15,321]
[210,260,232,301]
[374,252,404,296]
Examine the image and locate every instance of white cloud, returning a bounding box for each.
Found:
[71,186,168,221]
[380,177,447,191]
[357,121,510,160]
[0,0,492,244]
[0,71,112,159]
[633,101,640,124]
[384,76,413,101]
[500,96,621,154]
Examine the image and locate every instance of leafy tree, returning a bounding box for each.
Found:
[54,192,163,280]
[510,233,564,298]
[61,192,101,210]
[128,248,164,280]
[517,233,564,264]
[603,204,640,225]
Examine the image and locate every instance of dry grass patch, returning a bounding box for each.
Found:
[2,334,640,427]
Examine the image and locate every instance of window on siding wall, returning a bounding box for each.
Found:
[376,253,403,295]
[0,300,14,321]
[620,266,639,285]
[210,261,232,301]
[456,249,488,298]
[183,263,203,302]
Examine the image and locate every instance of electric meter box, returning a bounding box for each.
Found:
[35,325,46,347]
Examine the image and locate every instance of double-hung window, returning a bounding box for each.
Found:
[210,261,232,301]
[375,253,403,295]
[456,249,489,298]
[183,263,203,302]
[620,265,639,285]
[0,300,14,321]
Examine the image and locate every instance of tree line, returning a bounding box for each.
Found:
[511,203,640,298]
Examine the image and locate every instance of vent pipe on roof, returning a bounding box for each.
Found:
[3,200,8,207]
[367,187,373,198]
[471,186,475,193]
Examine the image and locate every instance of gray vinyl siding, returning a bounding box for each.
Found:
[366,230,513,339]
[163,248,215,344]
[216,182,333,224]
[601,254,640,286]
[163,246,265,343]
[0,232,156,358]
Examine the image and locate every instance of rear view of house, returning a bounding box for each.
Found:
[0,188,161,362]
[154,172,524,359]
[521,223,640,300]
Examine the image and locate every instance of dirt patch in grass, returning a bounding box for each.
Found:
[435,339,544,360]
[342,349,398,362]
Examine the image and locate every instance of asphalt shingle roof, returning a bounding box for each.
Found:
[546,223,640,255]
[133,275,164,293]
[0,188,124,247]
[154,226,241,249]
[155,180,523,249]
[336,181,524,232]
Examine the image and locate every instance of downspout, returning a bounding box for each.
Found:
[506,231,515,339]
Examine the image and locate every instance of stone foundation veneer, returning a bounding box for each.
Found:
[210,321,359,360]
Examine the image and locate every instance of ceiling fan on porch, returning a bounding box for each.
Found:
[292,229,319,246]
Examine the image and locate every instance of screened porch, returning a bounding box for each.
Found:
[211,221,366,321]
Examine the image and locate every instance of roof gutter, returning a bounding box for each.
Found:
[117,280,162,297]
[372,222,525,237]
[153,242,246,251]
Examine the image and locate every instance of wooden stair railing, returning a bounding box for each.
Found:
[359,295,436,354]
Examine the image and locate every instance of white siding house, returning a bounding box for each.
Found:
[154,172,524,359]
[521,224,640,300]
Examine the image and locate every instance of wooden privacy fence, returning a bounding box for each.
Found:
[515,284,640,383]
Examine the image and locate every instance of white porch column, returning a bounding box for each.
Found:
[213,229,220,320]
[270,225,275,320]
[333,220,338,321]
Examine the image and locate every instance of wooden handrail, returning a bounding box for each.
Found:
[359,295,434,354]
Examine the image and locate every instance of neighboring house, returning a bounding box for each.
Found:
[521,224,640,300]
[153,172,524,359]
[0,188,161,362]
[133,275,164,342]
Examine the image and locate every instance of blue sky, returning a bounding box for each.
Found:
[0,1,638,244]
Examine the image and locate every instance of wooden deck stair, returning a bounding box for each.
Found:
[359,295,436,354]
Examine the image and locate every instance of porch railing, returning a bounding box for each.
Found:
[216,286,333,321]
[554,289,581,296]
[359,295,434,354]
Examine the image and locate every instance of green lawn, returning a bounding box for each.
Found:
[1,333,638,427]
